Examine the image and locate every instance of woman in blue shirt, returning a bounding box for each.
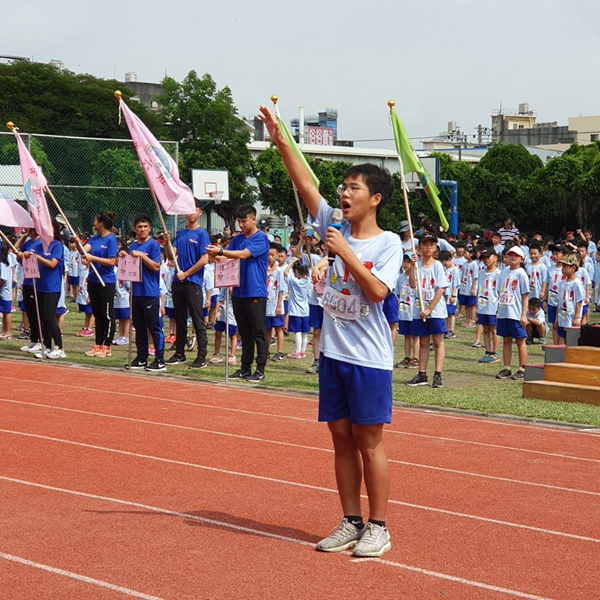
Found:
[74,212,118,358]
[22,218,65,359]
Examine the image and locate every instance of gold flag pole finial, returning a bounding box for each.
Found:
[387,99,396,109]
[6,121,16,131]
[270,95,278,105]
[114,90,122,101]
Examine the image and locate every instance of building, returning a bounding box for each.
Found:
[290,108,340,145]
[568,115,600,146]
[123,76,164,111]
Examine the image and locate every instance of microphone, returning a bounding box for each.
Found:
[327,208,344,268]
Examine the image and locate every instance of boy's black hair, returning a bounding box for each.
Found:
[504,239,516,250]
[438,250,452,262]
[133,213,151,227]
[528,297,541,309]
[292,262,309,277]
[342,164,394,216]
[210,234,220,245]
[529,242,542,253]
[194,198,203,210]
[577,240,589,249]
[471,247,480,260]
[275,244,286,254]
[455,240,467,249]
[269,242,278,251]
[236,204,256,219]
[0,242,8,265]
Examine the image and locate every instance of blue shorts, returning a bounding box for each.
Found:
[211,295,218,307]
[0,299,12,313]
[203,307,209,318]
[309,304,324,330]
[411,318,447,337]
[548,305,557,326]
[458,293,477,307]
[446,303,457,315]
[165,307,176,319]
[383,293,399,324]
[78,304,92,314]
[67,275,79,286]
[114,307,130,320]
[215,321,237,337]
[583,305,589,315]
[557,326,567,340]
[318,354,392,425]
[19,300,25,312]
[288,315,310,333]
[284,300,289,314]
[266,315,284,329]
[56,306,67,315]
[477,313,497,326]
[497,318,527,339]
[398,320,413,336]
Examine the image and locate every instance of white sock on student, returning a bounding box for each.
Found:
[295,332,303,354]
[301,332,308,353]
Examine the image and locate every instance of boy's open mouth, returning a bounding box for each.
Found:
[341,200,351,210]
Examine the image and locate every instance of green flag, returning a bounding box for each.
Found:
[390,107,449,231]
[275,111,320,189]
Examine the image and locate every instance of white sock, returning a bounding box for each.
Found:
[295,332,303,354]
[301,332,308,354]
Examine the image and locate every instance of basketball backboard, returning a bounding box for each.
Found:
[191,169,230,201]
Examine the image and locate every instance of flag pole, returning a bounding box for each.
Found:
[271,96,305,230]
[389,100,425,320]
[43,185,105,287]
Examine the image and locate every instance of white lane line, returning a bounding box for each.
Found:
[0,476,556,600]
[0,551,164,600]
[1,376,598,464]
[3,397,599,498]
[1,428,599,544]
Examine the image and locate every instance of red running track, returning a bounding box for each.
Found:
[0,358,599,599]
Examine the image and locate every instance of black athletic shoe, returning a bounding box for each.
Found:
[145,360,166,373]
[406,372,428,387]
[246,370,265,383]
[186,335,196,352]
[496,368,512,379]
[230,369,251,379]
[432,373,443,388]
[189,357,207,369]
[127,357,147,370]
[166,354,186,365]
[271,352,284,362]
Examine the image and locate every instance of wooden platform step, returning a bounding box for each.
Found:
[566,346,600,367]
[523,381,600,406]
[544,363,600,387]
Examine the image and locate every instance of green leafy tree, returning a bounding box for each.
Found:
[478,143,543,178]
[158,71,255,229]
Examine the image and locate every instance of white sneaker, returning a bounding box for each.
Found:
[315,518,365,552]
[47,347,66,359]
[20,342,37,352]
[351,522,391,557]
[26,343,42,354]
[34,349,50,359]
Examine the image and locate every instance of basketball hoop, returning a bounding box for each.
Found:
[209,191,224,205]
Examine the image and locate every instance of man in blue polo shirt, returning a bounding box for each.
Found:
[207,205,269,382]
[163,200,210,368]
[120,214,165,372]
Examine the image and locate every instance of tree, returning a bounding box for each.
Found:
[158,71,256,229]
[478,144,543,178]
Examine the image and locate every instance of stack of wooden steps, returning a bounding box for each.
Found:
[523,328,600,405]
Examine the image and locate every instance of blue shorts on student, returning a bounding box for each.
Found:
[215,321,237,337]
[447,304,457,315]
[497,318,527,339]
[78,304,92,314]
[56,306,67,316]
[398,320,413,336]
[548,305,557,325]
[165,307,176,319]
[67,275,79,286]
[288,315,309,333]
[308,304,323,329]
[383,293,399,324]
[318,354,392,425]
[210,295,218,307]
[0,299,11,313]
[458,293,477,307]
[477,314,497,326]
[266,315,284,329]
[411,318,446,337]
[114,307,130,320]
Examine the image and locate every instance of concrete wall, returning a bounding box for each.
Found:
[569,115,600,144]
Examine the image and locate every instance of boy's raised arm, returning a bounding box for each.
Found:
[258,106,321,219]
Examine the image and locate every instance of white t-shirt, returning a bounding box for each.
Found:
[444,265,459,300]
[497,267,529,321]
[527,308,547,335]
[546,266,566,308]
[413,260,448,320]
[459,261,478,296]
[217,287,237,327]
[526,262,547,300]
[557,278,585,327]
[286,272,310,317]
[77,268,89,305]
[396,272,414,322]
[576,267,591,305]
[476,268,501,316]
[309,198,402,371]
[452,255,467,277]
[266,266,285,317]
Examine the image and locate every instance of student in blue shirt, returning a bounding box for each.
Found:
[207,204,270,382]
[119,214,165,372]
[163,199,210,368]
[15,229,41,351]
[21,219,65,359]
[74,212,119,358]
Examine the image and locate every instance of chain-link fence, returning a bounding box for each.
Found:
[0,130,179,239]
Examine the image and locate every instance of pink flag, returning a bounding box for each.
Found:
[118,99,196,215]
[0,197,34,229]
[13,131,55,251]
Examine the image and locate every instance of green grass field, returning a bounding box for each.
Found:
[2,302,599,427]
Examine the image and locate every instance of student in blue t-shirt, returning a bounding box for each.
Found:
[120,214,165,372]
[74,212,118,358]
[163,200,210,369]
[259,105,401,559]
[207,204,270,382]
[21,219,65,359]
[15,229,41,351]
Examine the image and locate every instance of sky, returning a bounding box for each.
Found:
[4,0,600,149]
